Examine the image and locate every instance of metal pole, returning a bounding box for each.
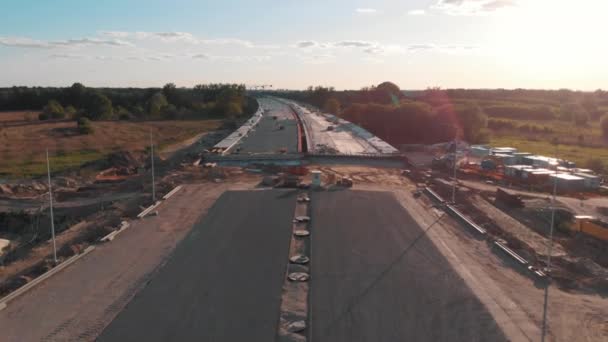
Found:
[46,149,57,265]
[541,142,558,342]
[150,130,156,202]
[452,140,458,204]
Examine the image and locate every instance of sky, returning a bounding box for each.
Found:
[1,0,607,90]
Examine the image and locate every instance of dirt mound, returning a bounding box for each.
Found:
[107,151,143,169]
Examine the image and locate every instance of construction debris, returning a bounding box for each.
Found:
[495,188,524,208]
[287,272,309,282]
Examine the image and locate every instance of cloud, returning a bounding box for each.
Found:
[363,46,384,54]
[53,38,133,47]
[49,53,85,59]
[355,8,378,14]
[192,53,210,59]
[408,9,426,15]
[100,31,272,48]
[432,0,518,15]
[0,36,133,49]
[98,31,130,38]
[0,37,50,48]
[333,40,375,48]
[295,40,318,48]
[408,44,435,50]
[295,39,476,56]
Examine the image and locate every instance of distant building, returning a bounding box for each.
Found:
[470,145,492,158]
[491,147,518,155]
[574,173,601,189]
[548,173,585,192]
[523,155,560,168]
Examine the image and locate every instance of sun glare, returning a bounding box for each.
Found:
[492,0,606,74]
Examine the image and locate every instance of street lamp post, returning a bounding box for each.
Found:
[541,141,559,342]
[150,130,156,202]
[46,149,57,265]
[451,140,458,204]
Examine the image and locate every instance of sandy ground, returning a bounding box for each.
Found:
[470,194,567,257]
[0,181,255,341]
[357,182,608,342]
[310,190,506,342]
[459,179,608,221]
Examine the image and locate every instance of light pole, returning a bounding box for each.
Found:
[541,141,558,342]
[150,130,156,202]
[451,140,458,204]
[46,149,57,265]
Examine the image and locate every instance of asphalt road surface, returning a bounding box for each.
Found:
[231,98,298,154]
[310,190,507,342]
[98,190,297,342]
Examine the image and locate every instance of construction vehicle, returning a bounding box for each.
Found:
[336,177,353,187]
[569,216,608,241]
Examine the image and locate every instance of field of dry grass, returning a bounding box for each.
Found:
[0,111,40,123]
[0,119,222,176]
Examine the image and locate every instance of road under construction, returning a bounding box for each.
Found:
[0,97,606,342]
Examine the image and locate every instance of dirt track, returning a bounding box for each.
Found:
[310,190,507,342]
[98,190,297,341]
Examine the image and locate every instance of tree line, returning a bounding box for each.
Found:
[270,83,608,145]
[0,83,257,122]
[272,82,487,145]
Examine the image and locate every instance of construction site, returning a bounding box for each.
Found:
[0,97,607,341]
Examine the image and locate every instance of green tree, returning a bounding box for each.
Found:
[41,99,65,120]
[162,83,181,106]
[600,114,608,138]
[83,91,113,120]
[62,82,87,108]
[116,106,133,120]
[323,98,341,115]
[560,102,587,125]
[147,92,169,118]
[374,81,401,104]
[455,102,487,143]
[77,117,94,134]
[65,105,77,118]
[216,87,244,117]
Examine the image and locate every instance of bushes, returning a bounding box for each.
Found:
[77,117,94,134]
[323,98,341,115]
[40,99,65,120]
[487,118,553,134]
[483,104,555,120]
[601,114,608,138]
[586,158,605,174]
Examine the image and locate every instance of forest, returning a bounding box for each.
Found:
[0,83,258,122]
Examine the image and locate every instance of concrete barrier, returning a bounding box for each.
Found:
[0,246,95,310]
[445,204,487,235]
[137,201,162,219]
[100,221,130,242]
[162,185,183,200]
[423,187,445,204]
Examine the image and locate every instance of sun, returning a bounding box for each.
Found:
[490,0,607,75]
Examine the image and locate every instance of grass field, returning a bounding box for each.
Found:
[486,116,608,169]
[0,111,40,123]
[489,135,608,168]
[0,119,222,176]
